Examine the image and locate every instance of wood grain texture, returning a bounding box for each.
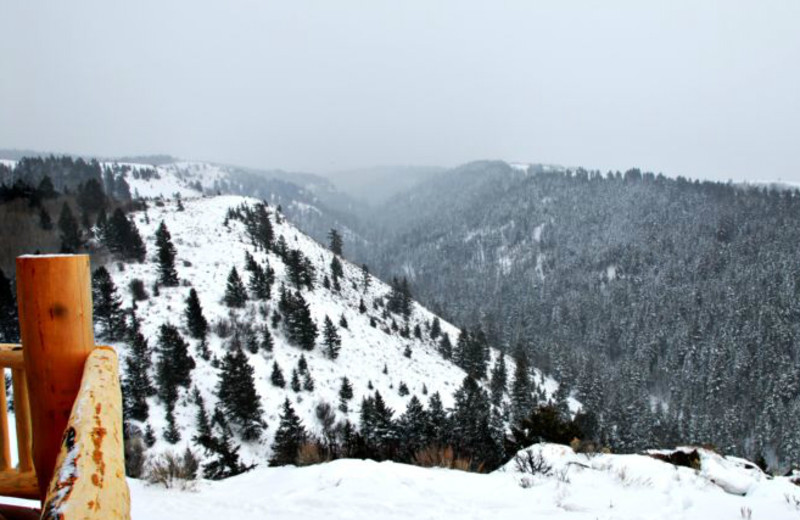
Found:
[15,254,95,501]
[41,347,130,520]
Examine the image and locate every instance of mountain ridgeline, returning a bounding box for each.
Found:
[357,161,800,469]
[0,155,581,481]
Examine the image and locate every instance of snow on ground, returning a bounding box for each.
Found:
[107,161,236,199]
[106,194,545,465]
[4,443,797,518]
[123,444,800,519]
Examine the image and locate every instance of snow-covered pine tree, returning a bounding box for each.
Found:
[511,348,534,423]
[371,391,397,457]
[489,351,508,405]
[92,266,127,341]
[450,376,502,469]
[216,345,264,441]
[269,399,307,466]
[398,395,427,461]
[426,392,449,447]
[223,267,248,308]
[322,315,342,360]
[184,288,209,340]
[154,221,179,286]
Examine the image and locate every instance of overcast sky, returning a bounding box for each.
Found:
[1,1,799,182]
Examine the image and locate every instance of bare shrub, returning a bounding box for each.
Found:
[412,445,478,472]
[514,449,553,477]
[296,441,332,467]
[124,437,146,478]
[146,448,200,490]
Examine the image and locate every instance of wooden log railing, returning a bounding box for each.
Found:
[0,344,37,500]
[0,255,130,520]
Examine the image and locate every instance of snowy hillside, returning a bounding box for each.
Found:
[102,193,562,466]
[119,444,799,519]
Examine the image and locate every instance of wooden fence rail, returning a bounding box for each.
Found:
[0,255,130,520]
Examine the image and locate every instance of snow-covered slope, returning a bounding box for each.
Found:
[121,444,799,519]
[106,194,560,464]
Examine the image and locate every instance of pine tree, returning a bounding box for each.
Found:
[201,407,252,479]
[339,313,349,329]
[371,391,397,456]
[302,371,315,392]
[92,266,127,341]
[450,376,502,469]
[38,206,52,230]
[144,424,156,447]
[105,209,146,262]
[361,264,371,291]
[489,351,508,405]
[154,221,179,286]
[328,228,343,256]
[511,348,533,423]
[279,289,317,350]
[245,255,272,300]
[122,312,154,421]
[322,315,342,360]
[163,404,181,444]
[430,317,441,340]
[193,391,213,450]
[0,270,19,343]
[426,392,449,446]
[260,325,274,352]
[270,362,286,388]
[58,202,82,253]
[330,257,344,288]
[184,288,208,340]
[297,354,308,373]
[269,399,307,466]
[338,377,354,412]
[358,298,367,314]
[290,369,301,392]
[223,267,248,308]
[398,395,428,460]
[398,381,409,396]
[217,345,264,441]
[439,333,452,359]
[156,323,195,407]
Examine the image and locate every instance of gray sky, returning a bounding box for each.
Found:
[2,1,799,183]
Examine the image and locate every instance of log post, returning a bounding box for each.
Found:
[15,254,95,502]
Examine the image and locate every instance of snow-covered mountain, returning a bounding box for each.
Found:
[105,192,563,466]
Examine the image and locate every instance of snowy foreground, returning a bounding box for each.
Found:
[122,444,799,519]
